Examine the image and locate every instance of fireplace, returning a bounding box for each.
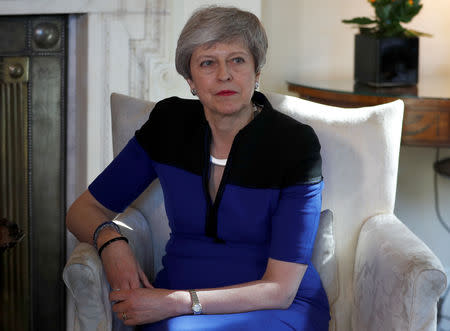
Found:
[0,15,68,330]
[0,1,179,330]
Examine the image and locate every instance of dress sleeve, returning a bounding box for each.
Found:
[88,136,157,213]
[269,181,323,264]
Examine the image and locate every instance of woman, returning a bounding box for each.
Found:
[66,6,330,330]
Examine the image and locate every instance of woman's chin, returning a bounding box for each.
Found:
[210,102,250,117]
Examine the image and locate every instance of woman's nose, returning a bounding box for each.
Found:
[217,62,231,81]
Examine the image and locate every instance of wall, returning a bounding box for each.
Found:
[261,0,450,92]
[260,0,450,292]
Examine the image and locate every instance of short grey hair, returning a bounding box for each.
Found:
[175,6,268,79]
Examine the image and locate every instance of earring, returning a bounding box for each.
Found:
[255,81,259,90]
[191,89,197,96]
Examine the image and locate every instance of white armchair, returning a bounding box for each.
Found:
[63,91,447,331]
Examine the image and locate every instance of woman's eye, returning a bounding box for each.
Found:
[200,60,213,67]
[233,57,245,64]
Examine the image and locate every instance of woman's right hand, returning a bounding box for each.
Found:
[99,232,152,290]
[66,190,152,290]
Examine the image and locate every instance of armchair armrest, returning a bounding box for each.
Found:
[63,243,112,331]
[63,207,152,331]
[352,213,447,331]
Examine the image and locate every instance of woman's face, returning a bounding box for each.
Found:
[187,39,259,118]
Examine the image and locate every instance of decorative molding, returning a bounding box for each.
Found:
[128,0,179,101]
[0,0,122,15]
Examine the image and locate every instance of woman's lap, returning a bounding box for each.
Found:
[138,301,329,331]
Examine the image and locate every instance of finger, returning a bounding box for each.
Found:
[121,278,134,290]
[138,266,153,288]
[117,311,134,326]
[110,279,131,292]
[112,300,127,313]
[110,289,128,302]
[128,277,140,290]
[128,267,141,289]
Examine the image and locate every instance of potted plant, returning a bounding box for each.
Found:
[343,0,430,87]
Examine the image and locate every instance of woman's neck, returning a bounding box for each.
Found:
[206,105,254,159]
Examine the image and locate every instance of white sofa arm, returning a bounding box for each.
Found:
[63,207,153,331]
[352,213,447,331]
[63,243,112,331]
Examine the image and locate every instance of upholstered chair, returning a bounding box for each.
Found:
[63,92,447,331]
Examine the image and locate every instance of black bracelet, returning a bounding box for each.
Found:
[98,236,129,257]
[93,221,122,250]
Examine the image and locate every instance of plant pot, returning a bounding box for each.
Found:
[354,34,419,87]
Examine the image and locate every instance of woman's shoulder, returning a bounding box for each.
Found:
[150,96,204,120]
[254,92,320,154]
[257,103,322,186]
[134,96,206,155]
[263,107,321,157]
[138,97,204,132]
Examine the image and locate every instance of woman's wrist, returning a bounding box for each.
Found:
[93,221,121,249]
[95,228,122,250]
[172,290,192,316]
[98,236,128,257]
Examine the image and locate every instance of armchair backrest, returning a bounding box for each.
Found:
[110,92,404,331]
[267,92,404,330]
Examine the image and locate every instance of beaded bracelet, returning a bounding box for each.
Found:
[98,236,129,257]
[93,221,122,250]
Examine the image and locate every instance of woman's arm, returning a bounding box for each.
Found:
[67,190,151,290]
[110,258,306,325]
[186,258,307,312]
[67,136,158,290]
[66,190,118,246]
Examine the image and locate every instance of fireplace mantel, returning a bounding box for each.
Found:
[0,0,125,14]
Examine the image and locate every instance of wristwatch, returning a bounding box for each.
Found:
[189,290,203,315]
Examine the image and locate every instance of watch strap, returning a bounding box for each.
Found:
[189,290,202,315]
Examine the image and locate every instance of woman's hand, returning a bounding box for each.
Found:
[110,287,188,326]
[65,189,151,290]
[100,238,152,290]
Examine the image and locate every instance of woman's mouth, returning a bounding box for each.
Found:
[216,90,237,96]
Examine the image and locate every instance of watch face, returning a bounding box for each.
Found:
[192,303,202,314]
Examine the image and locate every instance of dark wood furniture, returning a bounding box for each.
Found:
[287,77,450,147]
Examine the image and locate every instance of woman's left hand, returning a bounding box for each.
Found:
[110,287,187,326]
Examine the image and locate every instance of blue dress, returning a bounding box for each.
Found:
[89,92,330,330]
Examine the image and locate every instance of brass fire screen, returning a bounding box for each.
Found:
[0,56,30,331]
[0,15,67,331]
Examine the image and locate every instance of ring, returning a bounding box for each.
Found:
[122,312,128,321]
[112,288,120,291]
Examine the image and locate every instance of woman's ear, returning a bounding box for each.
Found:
[186,78,195,90]
[187,79,198,96]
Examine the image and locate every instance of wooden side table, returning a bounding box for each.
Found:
[287,78,450,147]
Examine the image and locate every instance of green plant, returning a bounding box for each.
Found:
[342,0,430,38]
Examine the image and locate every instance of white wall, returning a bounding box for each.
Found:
[260,0,450,279]
[261,0,450,93]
